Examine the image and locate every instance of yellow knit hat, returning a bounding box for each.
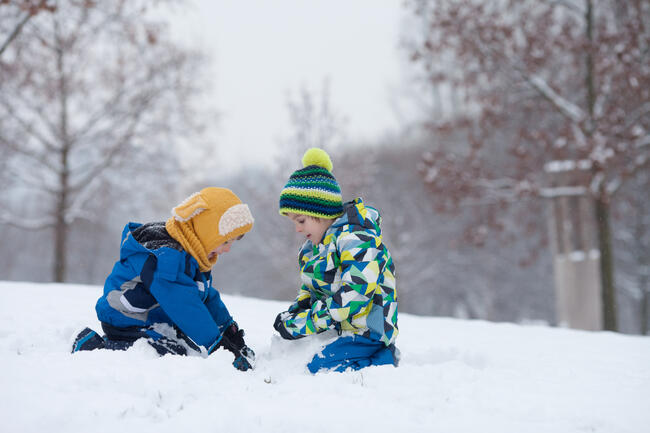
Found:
[165,187,254,271]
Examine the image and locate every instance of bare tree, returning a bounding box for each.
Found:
[280,79,348,167]
[406,0,649,331]
[0,0,56,58]
[0,0,207,282]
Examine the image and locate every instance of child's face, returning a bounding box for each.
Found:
[207,236,242,261]
[287,213,333,244]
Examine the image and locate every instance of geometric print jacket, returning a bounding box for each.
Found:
[278,198,398,346]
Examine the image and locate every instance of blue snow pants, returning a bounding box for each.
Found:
[101,322,199,356]
[307,335,398,373]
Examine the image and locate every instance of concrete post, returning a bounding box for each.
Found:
[544,161,603,331]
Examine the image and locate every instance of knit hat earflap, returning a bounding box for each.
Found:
[279,148,343,219]
[165,187,254,271]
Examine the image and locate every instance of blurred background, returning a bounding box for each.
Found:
[1,0,647,334]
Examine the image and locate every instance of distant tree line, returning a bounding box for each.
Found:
[0,0,208,282]
[404,0,649,332]
[1,0,647,335]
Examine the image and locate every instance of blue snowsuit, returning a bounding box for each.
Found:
[95,222,233,353]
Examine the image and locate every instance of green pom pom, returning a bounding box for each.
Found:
[302,148,333,171]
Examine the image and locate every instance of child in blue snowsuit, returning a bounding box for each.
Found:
[72,187,256,371]
[273,148,399,373]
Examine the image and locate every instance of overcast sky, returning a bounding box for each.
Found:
[167,0,407,171]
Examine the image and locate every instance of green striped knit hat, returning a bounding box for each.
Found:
[279,148,344,219]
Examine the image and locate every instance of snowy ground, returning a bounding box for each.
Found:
[1,281,649,433]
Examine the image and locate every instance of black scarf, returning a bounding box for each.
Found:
[132,222,183,251]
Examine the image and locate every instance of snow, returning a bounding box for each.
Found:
[564,250,601,262]
[544,159,593,173]
[527,75,584,123]
[539,186,587,197]
[1,281,649,433]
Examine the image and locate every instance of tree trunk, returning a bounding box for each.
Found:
[584,0,618,331]
[594,193,617,331]
[53,141,69,282]
[53,34,70,283]
[642,286,649,335]
[638,205,649,335]
[53,194,67,282]
[632,187,650,335]
[584,0,596,123]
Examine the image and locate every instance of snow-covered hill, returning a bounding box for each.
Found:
[1,281,648,433]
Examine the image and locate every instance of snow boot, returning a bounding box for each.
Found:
[71,327,105,353]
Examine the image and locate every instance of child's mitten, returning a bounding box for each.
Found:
[218,322,256,371]
[273,311,305,340]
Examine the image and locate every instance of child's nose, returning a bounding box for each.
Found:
[295,225,302,233]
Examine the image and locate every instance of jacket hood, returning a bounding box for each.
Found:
[330,198,382,235]
[119,223,147,260]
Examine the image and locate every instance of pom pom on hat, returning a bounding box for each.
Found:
[302,147,333,171]
[279,148,343,219]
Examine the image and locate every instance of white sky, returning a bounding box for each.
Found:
[166,0,407,170]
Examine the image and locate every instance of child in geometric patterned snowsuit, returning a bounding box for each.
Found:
[274,148,399,373]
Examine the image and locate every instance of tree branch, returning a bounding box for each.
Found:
[469,31,586,126]
[524,74,585,124]
[625,102,650,129]
[636,135,650,149]
[0,11,31,58]
[64,174,101,224]
[0,134,59,174]
[0,210,55,230]
[0,97,60,159]
[544,0,585,14]
[4,86,61,152]
[4,159,59,195]
[68,92,154,195]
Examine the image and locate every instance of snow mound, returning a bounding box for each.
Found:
[1,281,649,433]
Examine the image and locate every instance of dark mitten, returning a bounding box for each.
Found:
[221,323,245,351]
[273,312,305,340]
[218,322,255,371]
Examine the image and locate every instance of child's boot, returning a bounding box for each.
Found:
[71,327,105,353]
